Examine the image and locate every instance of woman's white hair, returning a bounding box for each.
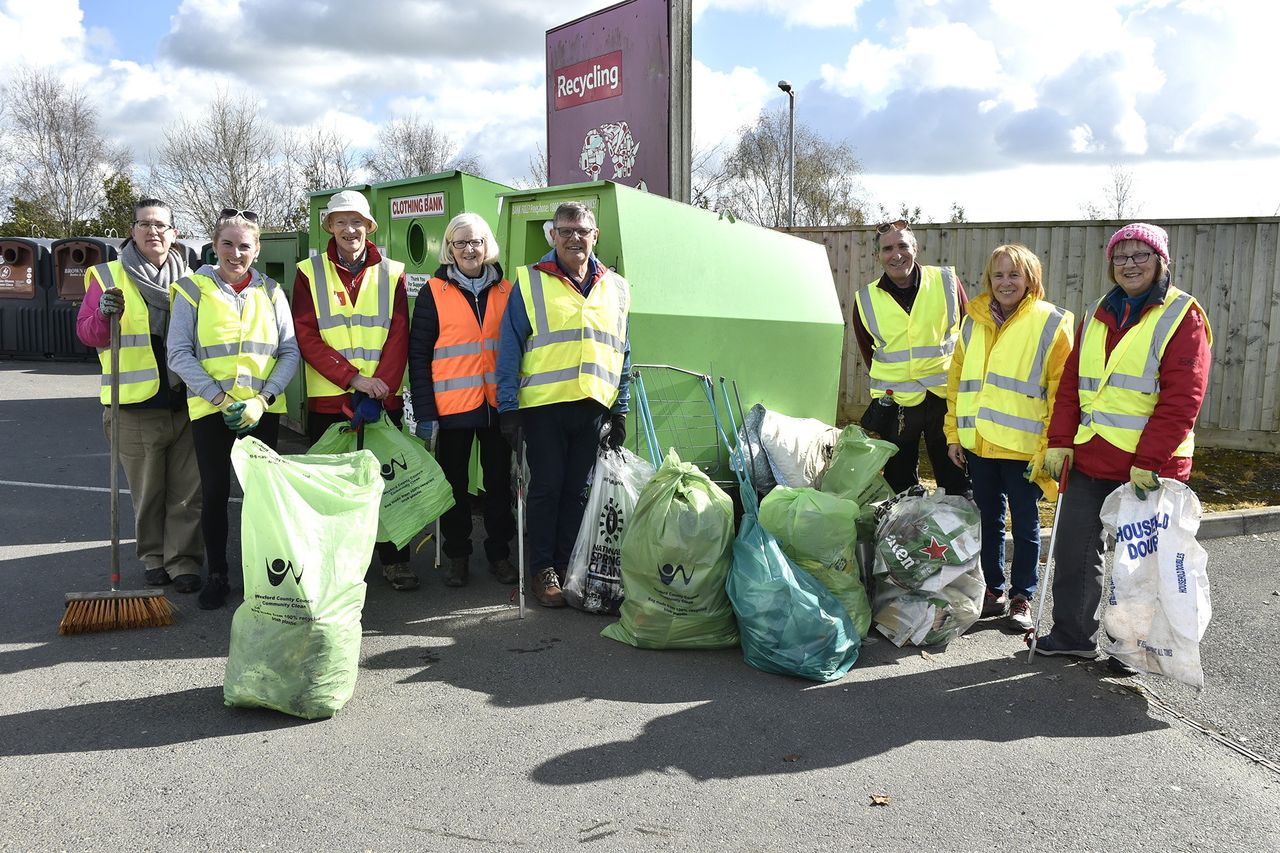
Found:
[438,212,500,266]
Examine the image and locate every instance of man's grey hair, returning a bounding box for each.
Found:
[872,224,917,252]
[554,202,596,229]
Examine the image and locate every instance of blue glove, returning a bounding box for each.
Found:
[415,420,436,441]
[349,391,383,430]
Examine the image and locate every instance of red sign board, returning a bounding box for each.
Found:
[553,51,624,111]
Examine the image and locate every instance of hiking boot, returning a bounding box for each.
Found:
[981,588,1009,618]
[145,568,172,587]
[1007,594,1034,632]
[1027,633,1095,658]
[173,573,203,594]
[383,561,419,591]
[490,558,519,585]
[443,556,470,588]
[532,567,565,608]
[198,573,229,610]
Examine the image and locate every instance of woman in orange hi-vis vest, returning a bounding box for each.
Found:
[407,213,516,589]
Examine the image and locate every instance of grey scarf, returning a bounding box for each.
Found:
[447,263,499,297]
[120,240,188,386]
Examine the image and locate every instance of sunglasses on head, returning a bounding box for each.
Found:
[219,208,259,222]
[876,219,910,234]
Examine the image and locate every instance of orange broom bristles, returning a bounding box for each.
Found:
[58,590,175,635]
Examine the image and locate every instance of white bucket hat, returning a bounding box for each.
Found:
[321,190,377,234]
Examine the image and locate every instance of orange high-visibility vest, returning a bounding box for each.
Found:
[428,276,511,415]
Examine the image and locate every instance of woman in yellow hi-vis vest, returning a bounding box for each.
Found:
[167,211,299,610]
[944,244,1074,633]
[1030,223,1212,664]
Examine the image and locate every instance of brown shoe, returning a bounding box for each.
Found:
[981,588,1008,618]
[490,558,518,585]
[443,556,470,587]
[382,561,419,591]
[532,567,565,608]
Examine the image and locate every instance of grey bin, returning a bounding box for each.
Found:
[0,238,54,359]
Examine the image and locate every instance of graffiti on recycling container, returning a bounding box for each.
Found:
[659,562,694,586]
[266,558,303,587]
[579,120,644,189]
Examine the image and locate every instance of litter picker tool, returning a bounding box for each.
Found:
[60,308,174,634]
[515,440,527,619]
[1027,463,1070,661]
[431,428,441,571]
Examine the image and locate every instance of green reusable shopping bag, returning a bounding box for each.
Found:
[602,449,739,649]
[818,424,898,507]
[223,437,383,719]
[309,413,454,549]
[758,487,871,637]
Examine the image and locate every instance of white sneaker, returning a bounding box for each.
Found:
[1008,594,1033,632]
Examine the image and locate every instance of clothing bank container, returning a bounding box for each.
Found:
[50,237,120,360]
[253,231,310,434]
[0,237,53,358]
[496,180,845,479]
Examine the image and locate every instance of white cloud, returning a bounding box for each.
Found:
[694,0,865,28]
[691,60,773,153]
[0,0,86,69]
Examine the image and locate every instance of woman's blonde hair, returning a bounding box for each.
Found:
[981,243,1044,302]
[213,213,261,246]
[439,212,500,266]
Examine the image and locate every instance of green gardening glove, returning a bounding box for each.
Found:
[1129,466,1160,500]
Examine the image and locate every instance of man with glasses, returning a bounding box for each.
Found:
[75,198,204,592]
[853,220,971,496]
[292,189,416,591]
[495,202,631,608]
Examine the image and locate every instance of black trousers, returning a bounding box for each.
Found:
[882,392,971,496]
[1049,469,1124,647]
[523,399,606,575]
[307,410,410,566]
[435,424,515,562]
[190,412,279,578]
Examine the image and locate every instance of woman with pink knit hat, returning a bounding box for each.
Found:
[1028,222,1213,665]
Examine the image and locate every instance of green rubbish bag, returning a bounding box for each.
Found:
[759,487,871,637]
[602,449,739,650]
[818,424,898,507]
[224,437,384,719]
[308,413,454,549]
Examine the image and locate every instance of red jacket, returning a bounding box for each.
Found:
[292,239,409,414]
[1048,281,1211,481]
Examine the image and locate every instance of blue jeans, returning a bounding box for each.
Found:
[965,452,1041,599]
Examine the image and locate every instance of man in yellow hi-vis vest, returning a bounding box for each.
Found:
[75,198,204,593]
[853,220,971,496]
[496,202,631,608]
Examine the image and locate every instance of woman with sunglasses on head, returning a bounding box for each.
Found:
[407,213,516,588]
[1029,223,1212,664]
[944,244,1074,633]
[167,209,299,610]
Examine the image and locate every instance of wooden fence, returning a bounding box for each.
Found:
[784,217,1280,452]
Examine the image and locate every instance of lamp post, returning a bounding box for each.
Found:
[777,80,795,228]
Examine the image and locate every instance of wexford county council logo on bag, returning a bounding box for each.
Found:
[659,563,694,586]
[266,558,303,586]
[381,453,408,481]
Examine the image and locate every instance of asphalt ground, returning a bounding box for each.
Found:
[1,360,1277,852]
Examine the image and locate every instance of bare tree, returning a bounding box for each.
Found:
[513,143,549,190]
[718,106,867,228]
[286,125,359,193]
[2,65,131,237]
[362,114,478,181]
[151,91,293,235]
[1081,163,1141,220]
[690,138,732,210]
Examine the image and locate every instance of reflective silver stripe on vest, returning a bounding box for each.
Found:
[434,341,484,359]
[957,379,982,393]
[118,334,151,348]
[856,287,882,344]
[1028,305,1066,386]
[173,276,201,306]
[1145,292,1191,371]
[582,361,621,387]
[1107,372,1159,394]
[870,378,929,394]
[910,341,954,359]
[918,373,947,388]
[482,339,498,352]
[101,368,159,387]
[312,256,392,332]
[961,318,973,348]
[483,371,496,383]
[527,264,550,334]
[519,366,580,388]
[526,328,583,351]
[956,415,976,429]
[940,266,958,330]
[985,372,1046,399]
[584,326,625,351]
[1084,410,1150,431]
[875,348,912,363]
[335,347,383,362]
[198,340,277,360]
[977,406,1044,435]
[434,375,485,392]
[1078,377,1101,391]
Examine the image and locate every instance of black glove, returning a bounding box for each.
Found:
[500,411,523,451]
[602,412,626,451]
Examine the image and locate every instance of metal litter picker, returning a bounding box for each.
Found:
[59,309,174,634]
[1027,465,1070,661]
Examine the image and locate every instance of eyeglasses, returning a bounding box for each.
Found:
[134,221,173,232]
[219,208,259,222]
[876,219,910,234]
[1112,252,1153,266]
[555,226,595,239]
[450,239,484,250]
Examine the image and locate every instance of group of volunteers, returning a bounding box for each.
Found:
[76,193,1211,668]
[855,219,1211,664]
[77,193,629,613]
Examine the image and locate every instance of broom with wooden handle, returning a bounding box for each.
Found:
[60,300,174,634]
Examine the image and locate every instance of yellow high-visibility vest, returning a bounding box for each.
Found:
[171,274,288,420]
[954,299,1074,454]
[855,265,960,407]
[1074,285,1212,457]
[297,254,403,398]
[85,260,160,405]
[515,264,629,410]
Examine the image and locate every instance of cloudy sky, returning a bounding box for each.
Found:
[3,0,1278,223]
